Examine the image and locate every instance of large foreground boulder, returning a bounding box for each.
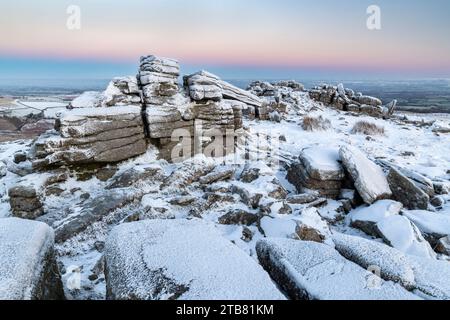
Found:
[332,233,450,299]
[0,218,64,300]
[256,238,418,300]
[105,219,285,300]
[339,145,392,204]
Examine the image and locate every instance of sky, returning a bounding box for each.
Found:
[0,0,449,80]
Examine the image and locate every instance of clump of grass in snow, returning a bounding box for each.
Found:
[351,121,385,136]
[302,115,332,131]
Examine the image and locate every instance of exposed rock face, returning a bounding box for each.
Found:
[436,236,450,255]
[256,238,418,300]
[339,145,392,204]
[32,106,147,168]
[350,200,403,236]
[8,185,44,219]
[106,166,164,189]
[308,83,395,118]
[332,232,450,299]
[103,76,142,107]
[52,189,138,242]
[387,168,430,210]
[105,219,285,300]
[287,147,345,199]
[0,218,64,300]
[376,215,436,259]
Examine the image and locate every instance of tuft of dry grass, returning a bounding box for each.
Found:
[351,121,385,136]
[302,115,332,131]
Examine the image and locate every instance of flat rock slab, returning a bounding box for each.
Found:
[339,145,392,204]
[299,146,345,181]
[105,219,285,300]
[332,232,450,300]
[256,238,419,300]
[402,210,450,241]
[0,218,64,300]
[388,168,429,210]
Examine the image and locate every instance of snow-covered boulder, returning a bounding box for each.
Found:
[295,208,333,245]
[332,232,450,299]
[387,168,430,210]
[32,106,147,168]
[339,145,392,204]
[52,189,138,243]
[70,91,103,109]
[102,76,141,107]
[260,216,297,238]
[332,233,416,290]
[8,184,44,219]
[287,147,344,199]
[350,200,403,236]
[402,210,450,244]
[376,215,436,259]
[105,219,285,300]
[256,238,418,300]
[0,218,64,300]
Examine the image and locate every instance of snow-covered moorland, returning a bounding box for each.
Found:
[0,55,449,300]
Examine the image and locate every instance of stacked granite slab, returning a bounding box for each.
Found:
[32,106,147,168]
[309,83,397,118]
[287,146,345,199]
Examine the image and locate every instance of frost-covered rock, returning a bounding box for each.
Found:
[199,166,235,185]
[105,219,285,300]
[184,70,262,107]
[376,215,436,259]
[339,145,392,204]
[0,218,64,300]
[70,91,103,109]
[0,161,7,177]
[350,200,403,236]
[8,184,44,219]
[332,233,416,290]
[32,106,147,168]
[52,189,138,242]
[402,210,450,244]
[106,166,164,189]
[256,238,418,300]
[436,236,450,255]
[388,168,430,210]
[260,216,297,238]
[102,76,141,107]
[332,232,450,299]
[295,208,333,245]
[218,209,259,226]
[287,147,344,199]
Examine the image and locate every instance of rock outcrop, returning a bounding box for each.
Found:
[31,106,147,168]
[0,218,64,300]
[105,219,285,300]
[309,83,396,118]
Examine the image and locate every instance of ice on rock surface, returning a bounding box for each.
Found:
[105,219,286,300]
